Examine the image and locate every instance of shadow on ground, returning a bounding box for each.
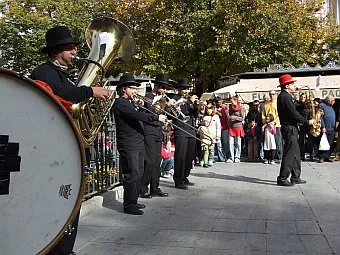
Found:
[191,172,277,186]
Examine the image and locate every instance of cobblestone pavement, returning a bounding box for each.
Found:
[75,160,340,255]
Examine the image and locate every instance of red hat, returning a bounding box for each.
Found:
[278,74,296,87]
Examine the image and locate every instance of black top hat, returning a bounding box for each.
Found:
[176,78,192,88]
[41,26,80,53]
[154,74,171,86]
[116,74,141,88]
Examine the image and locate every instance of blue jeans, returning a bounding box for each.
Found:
[209,140,225,162]
[229,136,241,161]
[275,127,282,159]
[221,129,231,159]
[160,157,174,172]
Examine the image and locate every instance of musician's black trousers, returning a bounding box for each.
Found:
[119,146,144,209]
[277,125,301,182]
[48,210,80,255]
[173,136,195,185]
[140,135,162,194]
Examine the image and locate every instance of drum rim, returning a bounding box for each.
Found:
[0,67,86,255]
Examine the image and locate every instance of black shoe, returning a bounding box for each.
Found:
[151,191,169,197]
[318,158,324,163]
[291,178,307,185]
[140,193,152,198]
[68,252,76,255]
[175,184,188,190]
[309,157,314,162]
[277,179,293,186]
[324,158,334,162]
[203,164,209,168]
[124,207,144,215]
[184,179,195,186]
[136,203,146,209]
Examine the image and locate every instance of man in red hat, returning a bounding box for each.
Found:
[276,74,315,186]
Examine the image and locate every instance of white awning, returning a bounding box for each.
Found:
[200,92,214,101]
[212,75,340,103]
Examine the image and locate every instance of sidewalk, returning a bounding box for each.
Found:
[74,161,340,255]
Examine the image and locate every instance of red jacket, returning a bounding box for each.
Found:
[161,142,175,159]
[218,105,228,131]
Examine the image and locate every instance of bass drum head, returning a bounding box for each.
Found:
[0,68,85,255]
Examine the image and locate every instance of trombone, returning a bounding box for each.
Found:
[133,93,213,145]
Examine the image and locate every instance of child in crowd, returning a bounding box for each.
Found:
[262,114,277,164]
[204,105,223,165]
[160,132,175,178]
[197,119,212,167]
[245,118,262,162]
[194,101,207,166]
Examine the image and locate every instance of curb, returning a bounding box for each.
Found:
[80,186,123,218]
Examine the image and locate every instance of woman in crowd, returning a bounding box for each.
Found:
[226,96,245,163]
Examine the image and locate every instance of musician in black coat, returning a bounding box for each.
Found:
[171,78,198,190]
[30,26,108,103]
[276,74,314,187]
[113,74,167,215]
[30,26,108,255]
[140,74,170,198]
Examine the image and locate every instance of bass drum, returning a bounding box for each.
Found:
[0,68,85,255]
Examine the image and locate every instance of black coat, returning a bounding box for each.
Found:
[30,61,93,103]
[113,97,159,149]
[277,90,308,127]
[172,95,198,137]
[295,101,310,119]
[143,91,163,140]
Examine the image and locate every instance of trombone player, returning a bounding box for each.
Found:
[112,74,167,215]
[30,25,109,255]
[140,74,170,198]
[170,78,198,190]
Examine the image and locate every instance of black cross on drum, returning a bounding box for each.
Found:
[0,135,21,195]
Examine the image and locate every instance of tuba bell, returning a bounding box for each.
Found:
[72,17,136,145]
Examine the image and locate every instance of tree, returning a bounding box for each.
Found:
[118,0,340,93]
[0,0,120,74]
[1,0,339,93]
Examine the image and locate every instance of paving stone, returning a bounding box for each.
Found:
[75,161,340,255]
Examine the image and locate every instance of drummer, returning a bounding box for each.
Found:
[30,25,108,255]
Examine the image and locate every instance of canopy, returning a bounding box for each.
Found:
[199,92,215,101]
[213,75,340,103]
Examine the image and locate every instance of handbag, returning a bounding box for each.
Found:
[319,133,330,151]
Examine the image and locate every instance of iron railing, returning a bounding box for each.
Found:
[83,110,121,199]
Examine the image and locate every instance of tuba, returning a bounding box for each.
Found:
[72,17,136,145]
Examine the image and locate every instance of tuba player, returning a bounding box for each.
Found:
[30,25,109,255]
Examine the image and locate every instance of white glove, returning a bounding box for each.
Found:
[152,95,163,105]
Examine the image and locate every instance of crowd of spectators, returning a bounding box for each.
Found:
[158,92,339,176]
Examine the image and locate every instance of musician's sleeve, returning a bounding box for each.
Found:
[30,65,93,103]
[116,99,158,123]
[52,86,93,103]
